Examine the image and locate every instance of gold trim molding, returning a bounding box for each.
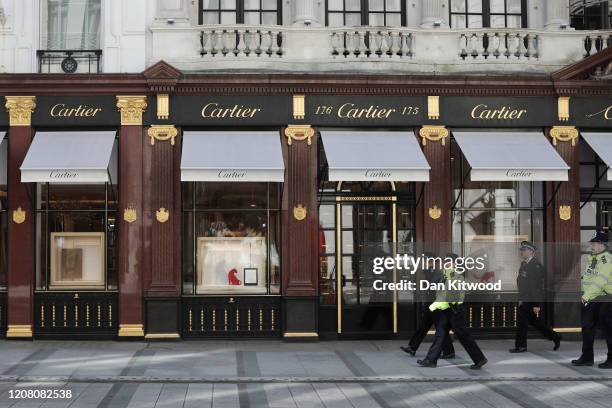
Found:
[558,97,570,122]
[283,332,319,338]
[5,96,36,126]
[293,95,305,120]
[550,126,578,146]
[7,325,33,338]
[145,333,181,340]
[419,125,449,146]
[148,125,178,146]
[118,324,145,337]
[285,125,314,146]
[156,207,170,223]
[427,96,440,120]
[116,95,148,126]
[157,94,169,120]
[12,207,26,224]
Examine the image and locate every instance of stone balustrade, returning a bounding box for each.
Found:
[199,26,284,58]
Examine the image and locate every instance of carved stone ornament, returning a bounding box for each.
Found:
[419,126,449,146]
[5,96,36,126]
[116,96,148,126]
[148,125,178,146]
[12,207,26,224]
[156,208,170,223]
[285,125,314,146]
[550,126,579,146]
[559,205,571,221]
[293,204,307,221]
[123,207,137,223]
[428,205,442,220]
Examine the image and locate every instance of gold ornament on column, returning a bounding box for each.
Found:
[428,206,442,220]
[5,96,36,126]
[558,97,570,122]
[293,95,305,120]
[156,208,170,223]
[116,95,148,126]
[427,96,440,120]
[419,126,449,146]
[12,207,26,224]
[148,125,178,146]
[550,126,578,146]
[285,125,314,146]
[157,94,170,120]
[123,206,137,223]
[293,204,307,221]
[559,205,571,221]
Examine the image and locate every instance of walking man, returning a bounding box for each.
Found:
[509,241,562,353]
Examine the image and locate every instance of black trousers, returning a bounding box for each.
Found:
[515,303,558,348]
[424,305,485,364]
[409,304,454,354]
[581,301,612,361]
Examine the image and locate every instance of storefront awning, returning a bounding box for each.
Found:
[181,131,285,182]
[582,133,612,181]
[453,131,569,181]
[320,131,430,182]
[21,131,117,183]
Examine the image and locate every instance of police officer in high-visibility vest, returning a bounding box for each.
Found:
[417,253,487,369]
[572,231,612,368]
[509,241,562,353]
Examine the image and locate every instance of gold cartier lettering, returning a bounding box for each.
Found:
[201,103,261,119]
[50,103,102,118]
[470,104,527,120]
[587,105,612,120]
[337,103,396,119]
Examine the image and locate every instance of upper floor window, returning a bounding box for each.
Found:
[326,0,405,26]
[200,0,281,25]
[449,0,526,28]
[40,0,101,50]
[570,0,611,30]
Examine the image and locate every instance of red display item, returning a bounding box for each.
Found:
[228,268,242,285]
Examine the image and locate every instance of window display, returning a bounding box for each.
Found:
[50,232,104,288]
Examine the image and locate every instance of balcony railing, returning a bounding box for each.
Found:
[37,50,102,74]
[150,24,612,73]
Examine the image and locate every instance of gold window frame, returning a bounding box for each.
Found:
[50,232,105,290]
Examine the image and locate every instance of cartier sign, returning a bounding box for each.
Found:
[33,96,118,126]
[201,103,262,119]
[441,97,556,127]
[572,98,612,127]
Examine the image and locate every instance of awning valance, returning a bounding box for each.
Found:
[582,132,612,181]
[453,131,569,181]
[181,131,285,182]
[21,131,117,183]
[320,131,430,182]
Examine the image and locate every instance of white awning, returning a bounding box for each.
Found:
[582,133,612,181]
[181,131,285,182]
[21,131,117,183]
[453,131,569,181]
[320,131,430,182]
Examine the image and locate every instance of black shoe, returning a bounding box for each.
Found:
[441,353,456,359]
[509,347,527,353]
[470,358,487,370]
[571,358,594,366]
[417,359,437,368]
[553,335,562,351]
[400,346,416,357]
[598,360,612,369]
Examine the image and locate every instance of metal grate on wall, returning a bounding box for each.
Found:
[182,296,281,338]
[467,302,518,330]
[34,292,118,338]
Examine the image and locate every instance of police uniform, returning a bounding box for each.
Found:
[417,254,487,369]
[510,241,561,353]
[572,231,612,368]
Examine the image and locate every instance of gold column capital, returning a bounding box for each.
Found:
[148,125,178,146]
[6,325,33,338]
[550,126,578,146]
[419,125,449,146]
[116,95,148,126]
[118,324,145,337]
[5,96,36,126]
[285,124,314,146]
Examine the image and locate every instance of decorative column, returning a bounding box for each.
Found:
[545,0,570,30]
[420,0,449,28]
[5,96,36,339]
[282,123,319,341]
[116,96,148,339]
[292,0,320,26]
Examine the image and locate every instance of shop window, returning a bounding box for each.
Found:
[40,0,101,50]
[451,140,544,291]
[35,183,117,291]
[571,0,612,30]
[182,182,281,295]
[199,0,282,25]
[449,0,526,28]
[326,0,406,26]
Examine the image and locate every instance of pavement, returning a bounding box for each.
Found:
[0,338,611,407]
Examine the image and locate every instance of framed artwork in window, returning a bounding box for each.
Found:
[50,232,105,289]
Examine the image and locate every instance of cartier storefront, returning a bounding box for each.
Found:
[0,56,611,341]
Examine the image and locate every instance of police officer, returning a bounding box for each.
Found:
[417,253,487,369]
[572,231,612,368]
[509,241,562,353]
[400,252,455,358]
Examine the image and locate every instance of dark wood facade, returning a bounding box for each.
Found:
[1,50,611,340]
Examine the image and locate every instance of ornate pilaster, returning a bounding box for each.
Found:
[116,96,147,126]
[5,96,36,126]
[545,0,570,30]
[420,0,449,28]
